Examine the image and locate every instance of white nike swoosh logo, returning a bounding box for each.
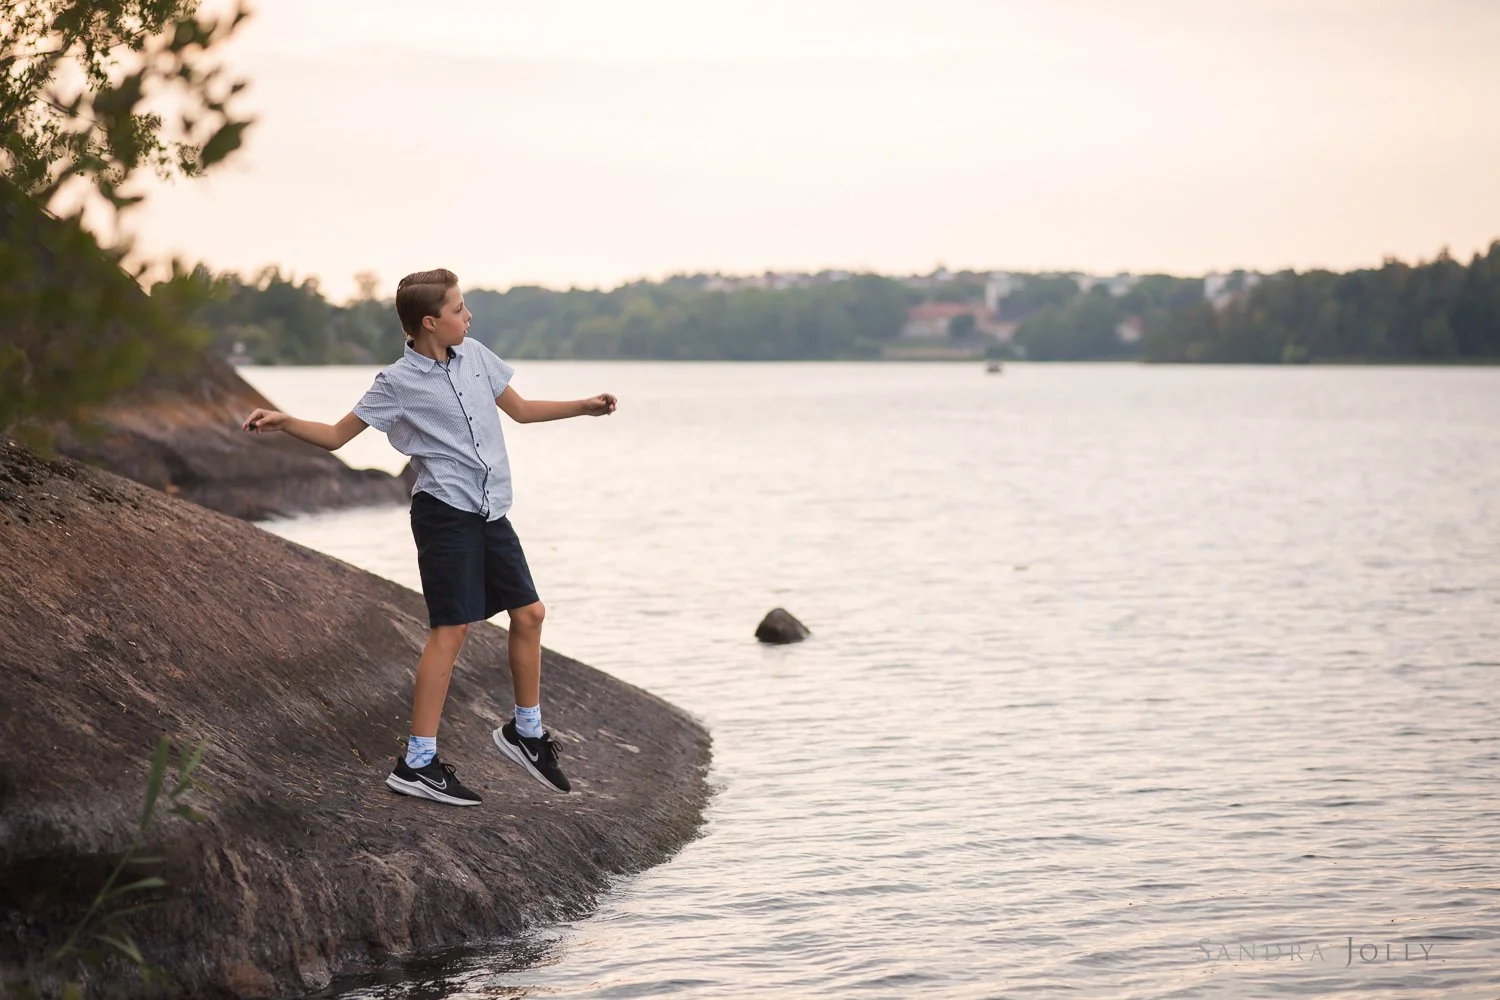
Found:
[522,742,540,763]
[418,773,448,790]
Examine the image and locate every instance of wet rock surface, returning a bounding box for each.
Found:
[755,607,811,644]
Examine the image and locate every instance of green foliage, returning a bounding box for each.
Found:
[168,250,1500,367]
[6,737,211,998]
[1004,276,1203,361]
[1,1,252,210]
[194,272,915,363]
[947,312,977,339]
[0,2,251,444]
[926,275,987,304]
[1143,245,1500,363]
[188,267,403,364]
[996,274,1079,321]
[0,178,211,447]
[468,275,911,361]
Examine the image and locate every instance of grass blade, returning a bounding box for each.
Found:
[112,877,166,896]
[139,737,170,833]
[96,933,145,966]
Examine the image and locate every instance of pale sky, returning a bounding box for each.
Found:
[129,0,1500,301]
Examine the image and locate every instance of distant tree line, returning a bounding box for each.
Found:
[198,272,916,363]
[1145,245,1500,363]
[1011,276,1205,361]
[187,244,1500,366]
[1007,245,1500,363]
[193,268,397,364]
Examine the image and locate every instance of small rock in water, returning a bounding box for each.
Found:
[755,608,810,644]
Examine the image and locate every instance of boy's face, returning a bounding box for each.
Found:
[424,287,471,345]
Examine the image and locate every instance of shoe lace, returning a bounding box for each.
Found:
[537,733,562,765]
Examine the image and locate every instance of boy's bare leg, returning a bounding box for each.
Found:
[387,623,483,806]
[411,624,469,737]
[494,601,569,792]
[506,601,545,708]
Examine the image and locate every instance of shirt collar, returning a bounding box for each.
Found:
[401,340,465,372]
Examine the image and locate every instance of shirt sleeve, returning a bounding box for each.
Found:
[475,341,515,399]
[352,372,399,433]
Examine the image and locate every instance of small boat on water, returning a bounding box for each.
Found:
[985,360,1003,374]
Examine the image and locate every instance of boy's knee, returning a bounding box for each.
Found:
[431,623,469,648]
[510,601,545,632]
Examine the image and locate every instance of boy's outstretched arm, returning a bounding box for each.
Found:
[497,386,617,424]
[241,408,368,451]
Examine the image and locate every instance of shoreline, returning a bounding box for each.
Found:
[231,356,1500,366]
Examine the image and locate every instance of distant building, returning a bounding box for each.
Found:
[701,271,853,293]
[768,272,818,291]
[900,267,959,291]
[902,302,980,339]
[985,271,1024,312]
[702,273,771,292]
[1204,271,1264,310]
[1116,316,1144,344]
[900,302,1015,343]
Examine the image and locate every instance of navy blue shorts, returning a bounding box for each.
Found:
[409,491,540,627]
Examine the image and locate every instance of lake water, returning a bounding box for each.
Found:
[241,362,1500,999]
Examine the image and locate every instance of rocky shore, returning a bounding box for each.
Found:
[54,352,412,521]
[0,440,712,998]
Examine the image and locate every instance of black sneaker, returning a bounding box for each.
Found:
[385,754,482,806]
[493,720,571,793]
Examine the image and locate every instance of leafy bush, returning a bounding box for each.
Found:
[0,1,252,446]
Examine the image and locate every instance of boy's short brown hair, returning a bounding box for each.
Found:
[395,269,459,337]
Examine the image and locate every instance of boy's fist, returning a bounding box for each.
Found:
[585,393,618,416]
[242,408,288,433]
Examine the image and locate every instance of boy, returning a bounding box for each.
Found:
[241,268,616,806]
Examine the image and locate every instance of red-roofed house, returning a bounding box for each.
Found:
[901,302,1014,342]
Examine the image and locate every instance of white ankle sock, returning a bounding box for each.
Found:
[514,704,543,738]
[406,735,437,768]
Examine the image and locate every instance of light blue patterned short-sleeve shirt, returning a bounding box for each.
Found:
[354,339,516,520]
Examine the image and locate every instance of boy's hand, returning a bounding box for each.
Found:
[242,408,288,433]
[584,393,618,416]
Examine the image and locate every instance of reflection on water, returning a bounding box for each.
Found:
[316,934,557,999]
[248,362,1500,999]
